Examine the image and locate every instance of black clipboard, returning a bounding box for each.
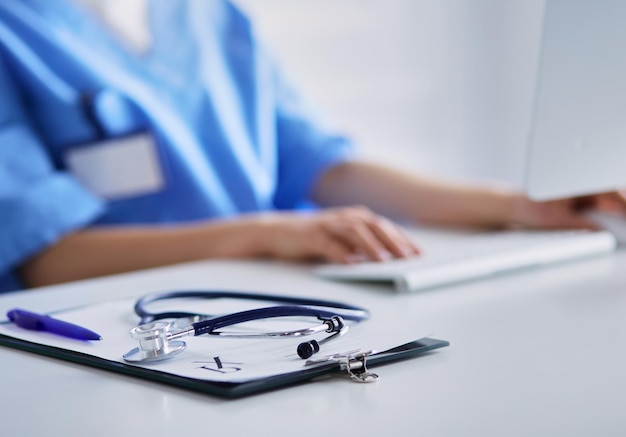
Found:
[0,333,448,398]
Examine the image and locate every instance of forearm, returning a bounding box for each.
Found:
[18,216,270,288]
[312,161,517,228]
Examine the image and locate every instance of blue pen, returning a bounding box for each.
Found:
[7,308,102,341]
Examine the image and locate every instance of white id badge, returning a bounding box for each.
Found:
[65,132,165,199]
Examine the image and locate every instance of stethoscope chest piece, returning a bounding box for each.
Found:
[123,321,186,363]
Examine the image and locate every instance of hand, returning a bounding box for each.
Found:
[510,190,626,229]
[258,206,420,264]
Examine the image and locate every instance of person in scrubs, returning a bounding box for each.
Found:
[0,0,623,293]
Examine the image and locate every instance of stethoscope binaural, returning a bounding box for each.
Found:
[122,290,369,364]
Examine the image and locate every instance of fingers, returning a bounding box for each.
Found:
[554,212,598,230]
[262,207,421,264]
[543,201,599,229]
[320,206,420,263]
[309,233,357,264]
[513,196,598,230]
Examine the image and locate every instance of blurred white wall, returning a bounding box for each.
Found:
[235,0,546,187]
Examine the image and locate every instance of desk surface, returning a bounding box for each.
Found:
[2,237,626,437]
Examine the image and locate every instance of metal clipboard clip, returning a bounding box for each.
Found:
[305,349,379,383]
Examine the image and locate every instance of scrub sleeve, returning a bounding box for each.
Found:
[0,57,104,292]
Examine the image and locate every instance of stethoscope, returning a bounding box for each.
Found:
[122,290,370,364]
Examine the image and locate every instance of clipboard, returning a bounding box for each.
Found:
[0,298,449,398]
[0,334,447,398]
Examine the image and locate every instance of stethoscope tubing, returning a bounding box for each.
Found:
[134,290,370,327]
[192,305,350,336]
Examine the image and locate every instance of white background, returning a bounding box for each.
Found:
[236,0,546,187]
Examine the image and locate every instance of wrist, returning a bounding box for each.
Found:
[503,191,529,227]
[247,213,280,258]
[185,215,275,260]
[450,185,518,228]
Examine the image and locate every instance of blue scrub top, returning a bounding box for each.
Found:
[0,0,354,292]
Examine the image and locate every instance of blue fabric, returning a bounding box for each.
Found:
[0,0,354,292]
[0,54,105,292]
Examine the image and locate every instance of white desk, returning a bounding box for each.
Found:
[1,244,626,437]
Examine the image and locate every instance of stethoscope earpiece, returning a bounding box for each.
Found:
[297,315,347,359]
[297,340,320,359]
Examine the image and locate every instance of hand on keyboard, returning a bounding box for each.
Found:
[259,206,420,264]
[511,191,626,230]
[314,229,617,292]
